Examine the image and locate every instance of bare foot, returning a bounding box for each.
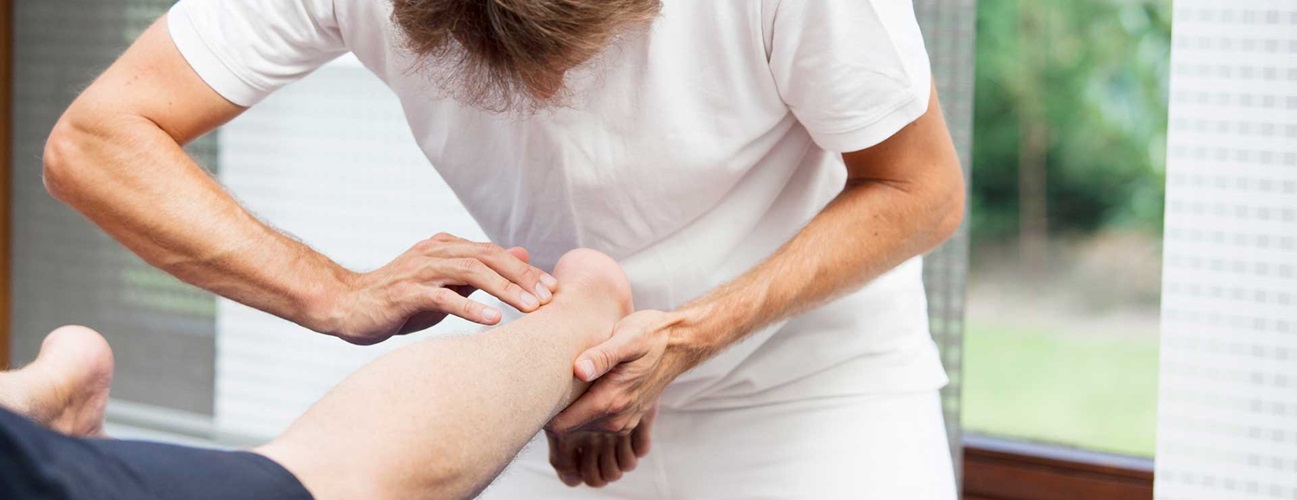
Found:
[543,250,648,488]
[0,326,114,437]
[549,248,634,327]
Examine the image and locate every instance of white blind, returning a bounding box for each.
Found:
[10,0,218,418]
[1156,1,1297,498]
[213,56,487,441]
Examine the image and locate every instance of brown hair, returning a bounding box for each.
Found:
[392,0,662,112]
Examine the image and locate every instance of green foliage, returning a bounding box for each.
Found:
[970,0,1172,241]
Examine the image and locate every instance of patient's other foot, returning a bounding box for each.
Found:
[0,326,114,437]
[549,249,634,332]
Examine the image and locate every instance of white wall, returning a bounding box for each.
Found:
[1156,2,1297,498]
[214,56,488,441]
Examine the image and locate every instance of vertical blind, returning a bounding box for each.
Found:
[1156,1,1297,498]
[10,0,218,417]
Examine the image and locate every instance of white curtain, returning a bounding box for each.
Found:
[1156,2,1297,498]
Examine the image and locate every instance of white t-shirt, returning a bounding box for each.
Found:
[168,0,948,409]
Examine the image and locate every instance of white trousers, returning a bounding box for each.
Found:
[480,390,957,499]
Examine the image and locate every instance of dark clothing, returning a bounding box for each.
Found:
[0,407,312,500]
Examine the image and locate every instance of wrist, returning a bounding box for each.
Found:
[665,284,771,369]
[663,305,734,371]
[299,265,361,336]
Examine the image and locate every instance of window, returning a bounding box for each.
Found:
[9,0,220,422]
[962,0,1171,459]
[1,0,11,373]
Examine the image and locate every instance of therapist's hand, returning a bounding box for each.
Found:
[548,310,689,435]
[545,408,656,488]
[317,233,558,345]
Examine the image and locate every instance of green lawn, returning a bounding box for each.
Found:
[961,324,1160,457]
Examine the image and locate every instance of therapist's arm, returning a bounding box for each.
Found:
[42,18,557,346]
[676,81,965,361]
[549,81,964,434]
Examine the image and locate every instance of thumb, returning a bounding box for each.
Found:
[575,327,646,383]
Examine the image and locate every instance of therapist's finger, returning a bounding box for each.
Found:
[632,406,658,457]
[421,286,501,325]
[616,434,639,472]
[546,432,582,487]
[549,383,614,433]
[599,440,624,483]
[580,444,607,488]
[442,240,557,304]
[437,256,544,314]
[574,319,656,382]
[503,246,530,264]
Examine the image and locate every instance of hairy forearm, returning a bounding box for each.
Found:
[666,177,963,365]
[658,81,966,369]
[256,250,626,500]
[44,112,351,330]
[39,17,560,346]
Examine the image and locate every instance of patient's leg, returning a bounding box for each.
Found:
[0,326,113,437]
[256,248,633,500]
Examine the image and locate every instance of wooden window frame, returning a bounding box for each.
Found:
[1,0,12,371]
[963,434,1154,500]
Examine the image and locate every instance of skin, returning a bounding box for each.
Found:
[256,248,634,499]
[0,326,115,438]
[42,18,558,347]
[0,249,636,500]
[44,11,964,490]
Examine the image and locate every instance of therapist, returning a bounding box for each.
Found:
[44,0,965,497]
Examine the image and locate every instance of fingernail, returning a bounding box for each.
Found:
[482,308,501,323]
[520,291,539,310]
[535,282,553,302]
[541,273,558,290]
[577,359,596,380]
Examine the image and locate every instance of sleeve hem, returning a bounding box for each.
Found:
[167,5,268,107]
[807,92,929,153]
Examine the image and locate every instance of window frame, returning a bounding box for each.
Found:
[1,0,12,371]
[963,434,1154,499]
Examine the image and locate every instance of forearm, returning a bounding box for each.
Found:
[41,17,558,345]
[261,302,599,499]
[662,83,964,368]
[37,17,354,334]
[256,250,627,500]
[44,113,350,331]
[669,178,964,366]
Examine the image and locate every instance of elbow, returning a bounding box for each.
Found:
[42,119,83,203]
[43,116,104,205]
[930,163,966,246]
[935,193,966,244]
